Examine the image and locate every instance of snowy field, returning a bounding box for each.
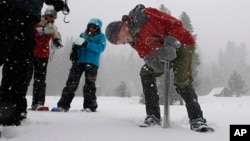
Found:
[1,95,250,141]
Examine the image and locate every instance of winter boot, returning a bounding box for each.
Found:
[0,89,27,126]
[0,100,27,126]
[143,115,161,126]
[51,107,68,112]
[29,104,49,111]
[83,100,98,112]
[190,117,207,130]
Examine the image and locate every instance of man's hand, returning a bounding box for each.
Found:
[52,38,63,49]
[144,55,164,73]
[157,36,182,62]
[53,0,69,12]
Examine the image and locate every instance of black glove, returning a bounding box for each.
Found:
[157,36,182,62]
[143,55,164,73]
[52,38,63,49]
[82,42,88,47]
[52,0,70,12]
[70,45,78,62]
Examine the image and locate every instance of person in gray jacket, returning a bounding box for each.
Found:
[0,0,68,126]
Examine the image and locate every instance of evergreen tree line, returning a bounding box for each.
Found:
[205,41,250,97]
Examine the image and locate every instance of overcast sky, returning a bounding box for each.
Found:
[49,0,250,64]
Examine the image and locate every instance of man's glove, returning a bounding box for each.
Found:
[74,37,87,47]
[52,38,63,50]
[157,36,182,62]
[70,45,78,62]
[144,55,164,73]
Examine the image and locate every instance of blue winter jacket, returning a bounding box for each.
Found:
[74,18,106,67]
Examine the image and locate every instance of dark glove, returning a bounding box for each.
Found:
[157,36,182,62]
[52,0,70,12]
[143,55,164,73]
[52,38,63,49]
[70,45,78,62]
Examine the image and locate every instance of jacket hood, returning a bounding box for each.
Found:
[88,18,103,29]
[88,18,102,29]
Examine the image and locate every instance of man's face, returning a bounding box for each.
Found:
[45,15,55,22]
[116,24,132,45]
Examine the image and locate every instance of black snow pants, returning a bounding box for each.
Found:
[57,62,98,111]
[0,3,36,125]
[140,64,204,120]
[31,57,49,107]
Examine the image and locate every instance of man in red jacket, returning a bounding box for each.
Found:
[105,4,210,131]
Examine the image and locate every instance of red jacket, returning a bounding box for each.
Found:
[130,7,195,58]
[34,24,52,58]
[34,17,61,58]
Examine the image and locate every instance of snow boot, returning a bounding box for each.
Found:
[143,115,161,126]
[0,100,26,126]
[83,100,98,112]
[190,117,215,132]
[189,117,214,132]
[29,104,49,111]
[81,108,93,112]
[190,117,207,130]
[51,107,68,112]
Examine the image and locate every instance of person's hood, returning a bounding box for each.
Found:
[88,18,102,29]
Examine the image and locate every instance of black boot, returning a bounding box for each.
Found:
[143,115,161,126]
[190,117,207,131]
[0,90,27,126]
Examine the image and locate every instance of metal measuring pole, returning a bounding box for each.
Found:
[163,61,170,128]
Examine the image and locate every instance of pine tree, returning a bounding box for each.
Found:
[159,4,171,14]
[114,81,131,97]
[180,12,201,94]
[228,71,249,97]
[216,41,250,90]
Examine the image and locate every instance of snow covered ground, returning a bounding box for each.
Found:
[1,95,250,141]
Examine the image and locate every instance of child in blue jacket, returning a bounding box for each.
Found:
[52,18,106,112]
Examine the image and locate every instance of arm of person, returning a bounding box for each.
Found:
[157,36,182,62]
[143,54,164,73]
[84,33,106,53]
[51,25,63,49]
[45,0,68,12]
